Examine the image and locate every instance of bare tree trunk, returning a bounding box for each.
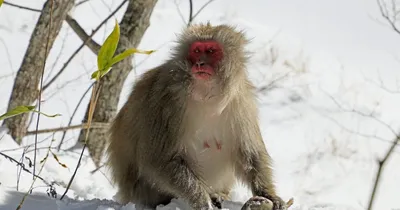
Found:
[74,0,158,167]
[2,0,75,144]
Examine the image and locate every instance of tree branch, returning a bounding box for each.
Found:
[65,15,101,54]
[26,122,108,136]
[42,0,129,91]
[377,0,400,35]
[187,0,193,26]
[367,136,400,210]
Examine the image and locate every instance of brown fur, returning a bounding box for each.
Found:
[106,23,286,210]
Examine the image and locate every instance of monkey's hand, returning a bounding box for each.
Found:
[190,191,214,210]
[210,192,229,209]
[259,194,287,210]
[241,196,274,210]
[250,192,284,210]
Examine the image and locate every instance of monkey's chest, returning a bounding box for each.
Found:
[184,117,237,192]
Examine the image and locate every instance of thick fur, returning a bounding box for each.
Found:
[106,23,285,210]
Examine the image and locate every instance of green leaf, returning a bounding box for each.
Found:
[0,105,61,121]
[90,66,112,80]
[90,20,155,81]
[32,110,61,118]
[0,0,3,8]
[110,48,155,67]
[0,106,36,121]
[91,71,100,80]
[90,48,154,80]
[97,19,120,72]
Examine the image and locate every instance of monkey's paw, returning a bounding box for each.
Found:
[210,192,229,209]
[267,195,287,210]
[240,196,274,210]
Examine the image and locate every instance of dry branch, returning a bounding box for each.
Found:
[25,122,108,136]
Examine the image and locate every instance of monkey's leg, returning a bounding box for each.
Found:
[131,177,174,208]
[115,171,173,208]
[145,155,214,210]
[244,152,287,210]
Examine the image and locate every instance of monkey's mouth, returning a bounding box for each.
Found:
[192,65,214,79]
[194,71,212,76]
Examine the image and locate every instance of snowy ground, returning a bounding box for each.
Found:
[1,0,400,209]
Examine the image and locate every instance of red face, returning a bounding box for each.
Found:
[187,40,223,80]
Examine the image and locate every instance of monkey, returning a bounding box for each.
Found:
[106,23,287,210]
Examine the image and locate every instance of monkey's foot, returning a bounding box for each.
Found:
[240,196,274,210]
[210,192,229,209]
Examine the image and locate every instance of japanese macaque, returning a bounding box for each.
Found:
[106,23,287,210]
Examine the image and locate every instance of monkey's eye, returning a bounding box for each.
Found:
[207,49,214,53]
[194,49,200,53]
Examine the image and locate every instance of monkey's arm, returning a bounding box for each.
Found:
[233,95,286,210]
[239,132,286,210]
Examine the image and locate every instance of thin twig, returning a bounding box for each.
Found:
[58,83,95,151]
[44,30,69,85]
[187,0,193,26]
[17,134,56,210]
[16,146,28,191]
[26,122,108,136]
[257,71,292,93]
[316,87,400,210]
[367,136,400,210]
[43,0,129,91]
[377,0,400,34]
[174,0,186,25]
[32,0,54,182]
[321,89,399,137]
[90,162,105,174]
[60,81,102,200]
[3,1,41,12]
[191,0,216,22]
[76,0,91,7]
[0,37,15,70]
[0,152,50,186]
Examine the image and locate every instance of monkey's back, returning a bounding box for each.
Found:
[106,64,190,206]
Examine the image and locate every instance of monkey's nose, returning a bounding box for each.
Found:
[196,61,205,67]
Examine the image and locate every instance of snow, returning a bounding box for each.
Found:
[1,0,400,209]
